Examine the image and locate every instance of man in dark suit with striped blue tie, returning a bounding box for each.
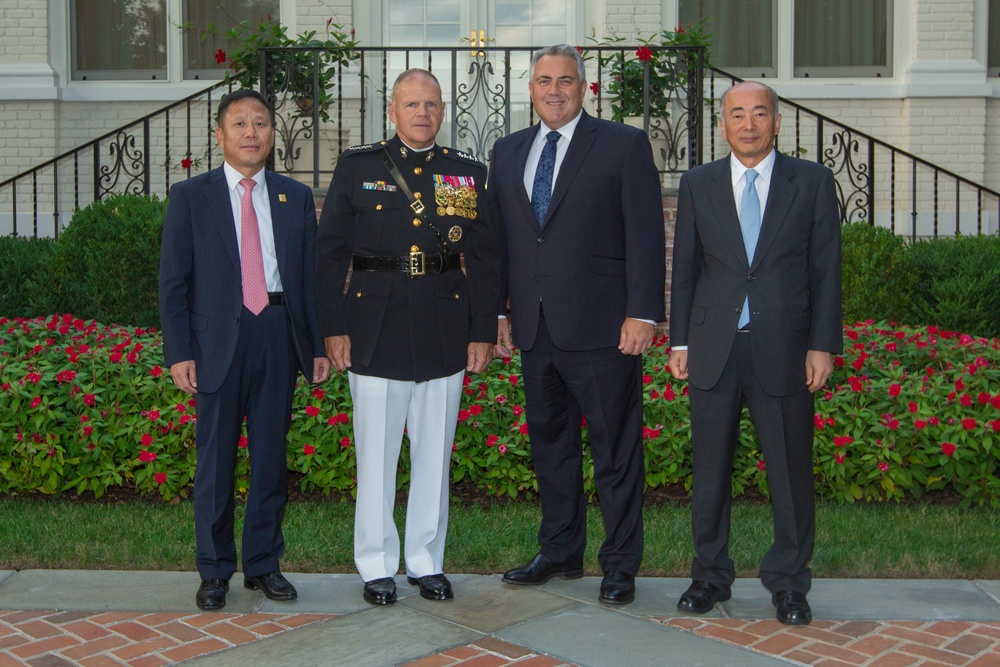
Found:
[669,81,842,625]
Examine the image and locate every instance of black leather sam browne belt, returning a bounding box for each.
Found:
[352,252,462,277]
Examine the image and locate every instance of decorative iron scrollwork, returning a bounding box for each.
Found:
[98,130,145,197]
[823,130,871,224]
[454,52,507,163]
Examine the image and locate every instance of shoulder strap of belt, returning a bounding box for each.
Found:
[379,149,449,253]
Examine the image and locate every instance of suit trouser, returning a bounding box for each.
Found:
[520,313,645,575]
[349,370,464,582]
[688,332,816,594]
[193,304,297,580]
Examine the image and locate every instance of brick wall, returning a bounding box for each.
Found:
[0,0,49,62]
[913,0,975,60]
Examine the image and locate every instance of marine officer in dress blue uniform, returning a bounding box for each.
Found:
[315,68,501,605]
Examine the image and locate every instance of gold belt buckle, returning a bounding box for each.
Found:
[408,251,426,276]
[410,200,425,215]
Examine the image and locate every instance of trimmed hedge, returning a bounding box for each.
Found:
[0,235,56,318]
[897,235,1000,339]
[45,194,166,328]
[840,222,907,325]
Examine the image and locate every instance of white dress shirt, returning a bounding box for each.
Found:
[223,162,283,293]
[522,110,584,201]
[673,149,776,351]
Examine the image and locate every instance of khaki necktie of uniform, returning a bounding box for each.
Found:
[239,178,269,315]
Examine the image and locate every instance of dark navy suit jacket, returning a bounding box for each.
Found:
[159,166,324,393]
[488,111,666,350]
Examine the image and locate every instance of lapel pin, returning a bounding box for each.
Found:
[278,194,287,202]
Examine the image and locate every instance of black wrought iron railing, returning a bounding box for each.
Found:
[1,45,997,241]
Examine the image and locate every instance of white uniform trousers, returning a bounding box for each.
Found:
[348,370,464,582]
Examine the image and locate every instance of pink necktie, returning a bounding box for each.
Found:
[239,178,268,315]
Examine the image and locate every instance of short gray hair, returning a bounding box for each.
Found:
[529,44,586,82]
[720,81,780,121]
[391,68,442,101]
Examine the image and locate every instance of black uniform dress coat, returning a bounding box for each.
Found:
[315,136,501,380]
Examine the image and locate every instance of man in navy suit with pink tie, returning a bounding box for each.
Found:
[159,89,331,610]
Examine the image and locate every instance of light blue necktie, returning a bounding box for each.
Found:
[738,169,760,330]
[530,130,561,228]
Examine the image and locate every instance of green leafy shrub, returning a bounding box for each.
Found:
[840,222,907,325]
[0,236,57,317]
[898,235,1000,338]
[2,315,999,507]
[46,194,167,327]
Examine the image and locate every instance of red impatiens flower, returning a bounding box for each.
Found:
[509,375,519,386]
[960,394,972,407]
[940,442,956,457]
[214,49,227,64]
[458,409,471,421]
[962,418,977,430]
[154,473,167,484]
[469,404,483,416]
[312,388,327,400]
[877,462,889,472]
[238,436,248,448]
[642,374,653,384]
[150,365,163,377]
[304,406,320,417]
[498,443,508,455]
[180,157,193,170]
[141,433,154,447]
[495,395,506,404]
[834,453,846,464]
[139,450,157,463]
[636,46,653,61]
[914,419,927,429]
[340,437,351,448]
[148,410,160,421]
[303,444,315,455]
[519,422,529,435]
[756,460,766,471]
[833,435,853,447]
[30,396,42,409]
[487,434,499,447]
[888,384,901,397]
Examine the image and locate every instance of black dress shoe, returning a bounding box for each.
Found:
[773,590,812,625]
[243,571,298,601]
[407,574,454,601]
[196,578,229,610]
[502,553,583,585]
[599,571,635,605]
[676,580,731,614]
[363,577,397,605]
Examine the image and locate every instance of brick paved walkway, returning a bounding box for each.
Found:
[662,617,1000,667]
[4,610,1000,666]
[0,610,334,666]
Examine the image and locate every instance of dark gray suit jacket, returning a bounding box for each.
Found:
[669,151,843,396]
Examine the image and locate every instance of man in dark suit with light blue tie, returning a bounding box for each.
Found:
[669,81,842,625]
[490,44,666,606]
[159,89,331,610]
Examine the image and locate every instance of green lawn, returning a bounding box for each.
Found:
[1,497,996,579]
